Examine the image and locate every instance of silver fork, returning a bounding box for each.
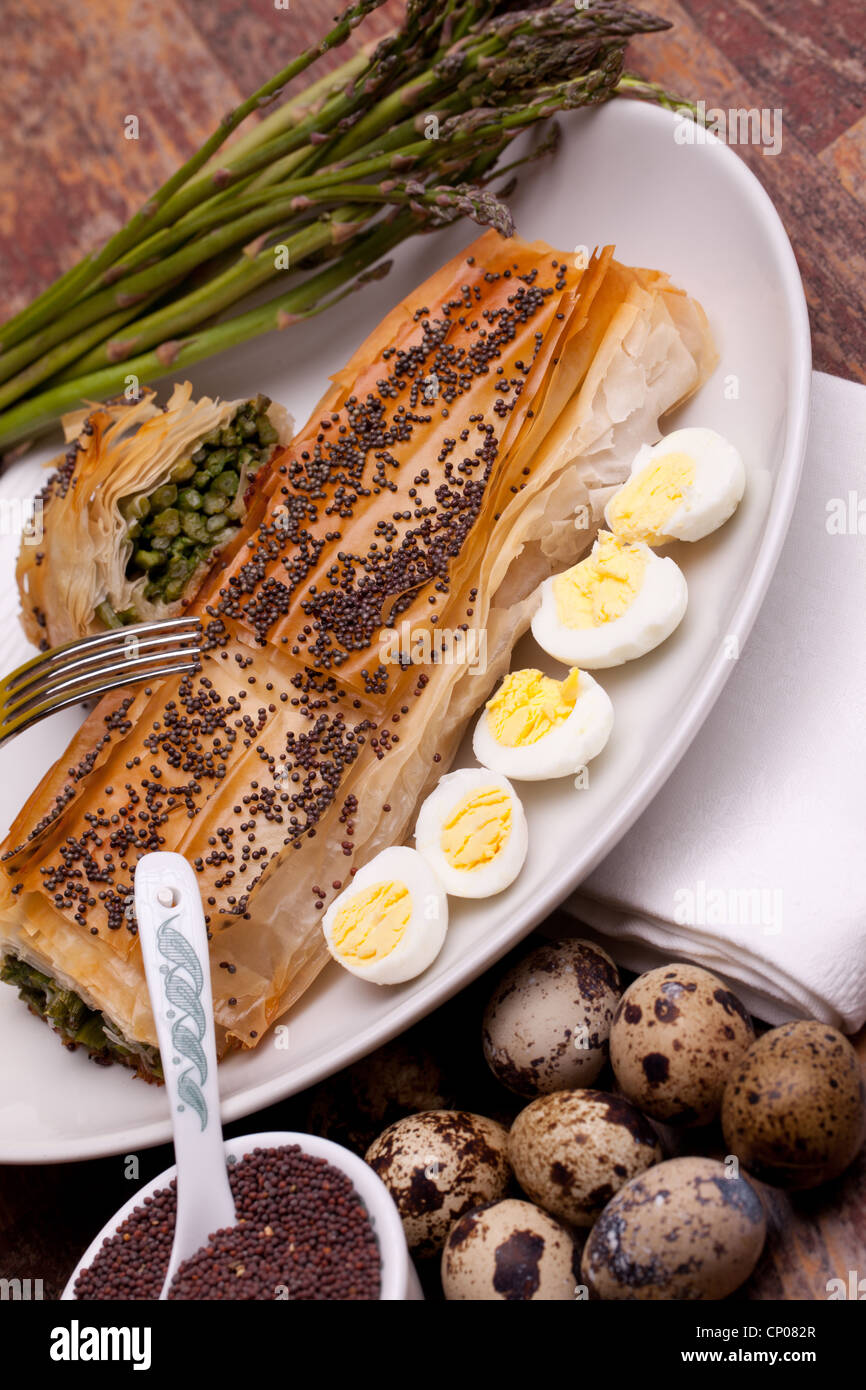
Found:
[0,616,202,748]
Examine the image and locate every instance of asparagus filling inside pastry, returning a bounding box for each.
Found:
[0,954,162,1077]
[16,383,293,646]
[107,395,279,620]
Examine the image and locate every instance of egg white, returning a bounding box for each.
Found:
[605,427,745,545]
[473,669,613,781]
[414,768,528,898]
[321,845,448,985]
[531,536,688,669]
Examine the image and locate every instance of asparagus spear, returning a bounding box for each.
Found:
[0,217,413,449]
[0,9,635,392]
[0,176,511,401]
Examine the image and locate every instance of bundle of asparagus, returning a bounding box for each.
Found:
[0,0,682,455]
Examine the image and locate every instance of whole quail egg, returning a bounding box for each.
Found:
[508,1089,662,1226]
[483,937,621,1097]
[581,1157,766,1300]
[442,1199,578,1300]
[365,1110,511,1256]
[722,1020,866,1189]
[610,963,755,1124]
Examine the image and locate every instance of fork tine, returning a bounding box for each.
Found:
[0,617,204,750]
[0,654,201,743]
[1,644,201,723]
[0,615,204,841]
[3,627,201,712]
[4,617,201,692]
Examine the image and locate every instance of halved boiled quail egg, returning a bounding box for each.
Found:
[531,531,688,668]
[414,768,528,899]
[322,846,448,985]
[472,667,613,781]
[605,427,745,546]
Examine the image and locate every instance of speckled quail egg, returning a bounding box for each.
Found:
[581,1157,767,1300]
[610,963,755,1125]
[531,531,688,669]
[482,937,621,1097]
[442,1199,578,1301]
[414,767,528,898]
[365,1110,511,1257]
[722,1020,866,1189]
[508,1089,662,1227]
[473,667,613,780]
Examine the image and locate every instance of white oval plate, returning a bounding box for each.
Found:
[0,101,810,1161]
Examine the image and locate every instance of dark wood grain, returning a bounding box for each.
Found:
[0,0,247,313]
[627,0,866,381]
[0,0,863,1303]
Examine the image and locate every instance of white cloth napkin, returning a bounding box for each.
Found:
[568,371,866,1032]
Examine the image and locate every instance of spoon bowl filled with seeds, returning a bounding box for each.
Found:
[64,1129,420,1301]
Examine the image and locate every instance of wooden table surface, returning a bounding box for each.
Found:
[0,0,863,1302]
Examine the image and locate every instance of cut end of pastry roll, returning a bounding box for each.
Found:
[16,384,294,648]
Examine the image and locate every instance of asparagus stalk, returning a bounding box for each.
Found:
[615,73,699,116]
[58,181,510,381]
[0,216,414,450]
[0,187,389,396]
[0,293,167,410]
[197,47,373,176]
[0,67,611,400]
[0,9,491,379]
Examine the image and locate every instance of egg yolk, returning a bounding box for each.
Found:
[440,786,512,871]
[552,532,647,628]
[331,879,411,964]
[486,668,580,747]
[607,452,695,544]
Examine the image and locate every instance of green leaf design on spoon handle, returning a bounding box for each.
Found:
[156,914,209,1131]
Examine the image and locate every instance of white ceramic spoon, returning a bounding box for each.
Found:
[64,848,422,1301]
[134,850,237,1299]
